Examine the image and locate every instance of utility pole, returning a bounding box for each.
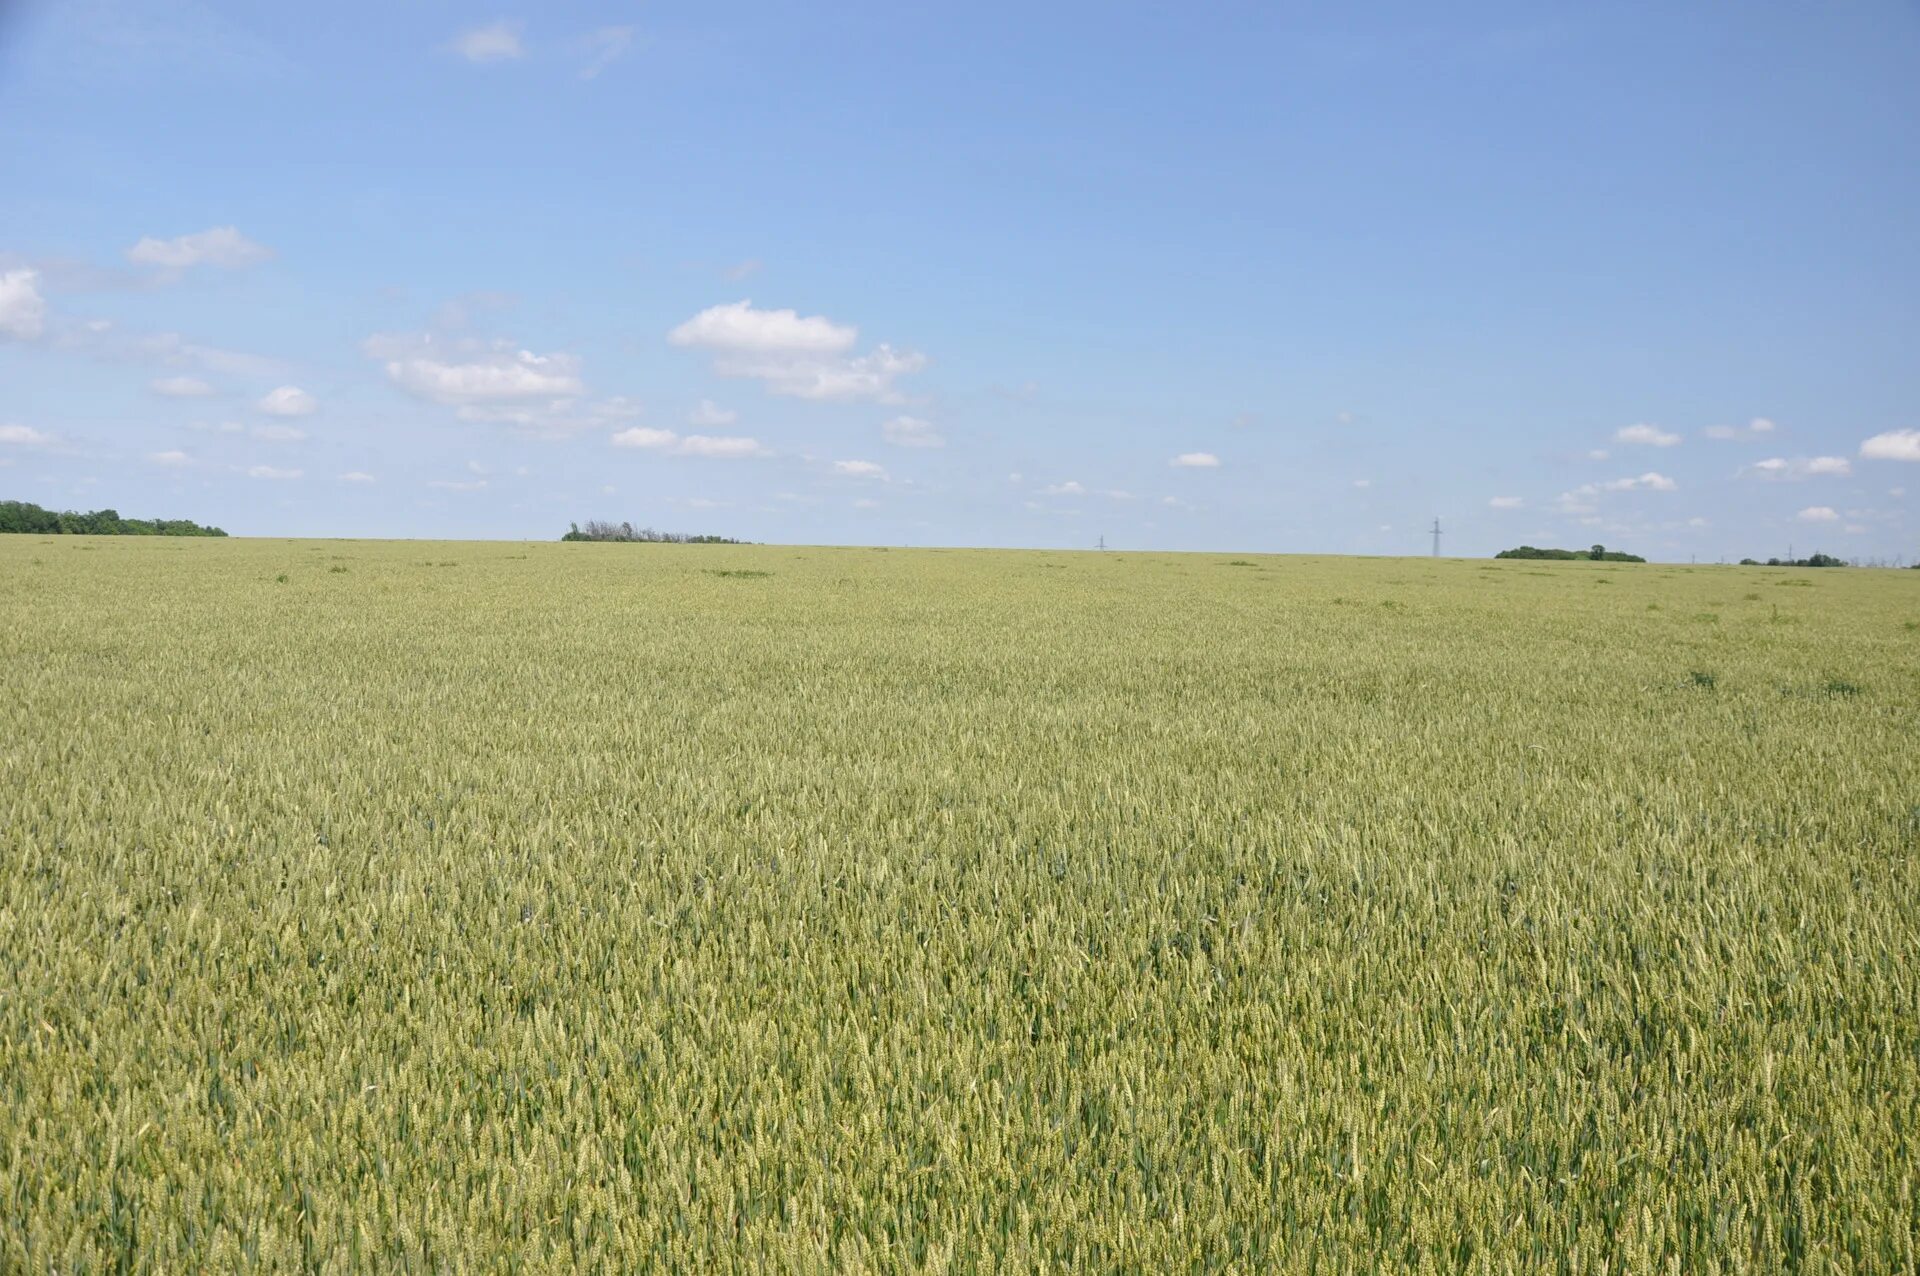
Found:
[1430,517,1442,558]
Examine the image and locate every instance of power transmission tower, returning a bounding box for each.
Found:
[1430,517,1442,558]
[1096,533,1107,551]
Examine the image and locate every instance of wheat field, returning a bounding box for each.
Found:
[2,536,1916,1272]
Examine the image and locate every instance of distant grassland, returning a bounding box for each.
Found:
[2,537,1917,1272]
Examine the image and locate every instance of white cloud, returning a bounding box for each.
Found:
[1615,423,1681,447]
[1489,496,1524,509]
[852,497,880,510]
[737,345,926,402]
[833,459,886,478]
[1557,472,1676,513]
[368,334,586,408]
[1796,506,1838,523]
[337,471,376,484]
[1890,487,1906,499]
[579,25,634,79]
[611,427,678,450]
[0,424,53,446]
[688,399,737,427]
[610,426,764,458]
[1604,472,1676,492]
[1703,417,1777,441]
[258,385,316,416]
[451,21,523,64]
[669,300,925,403]
[1352,478,1371,489]
[670,299,855,354]
[678,434,763,458]
[247,465,300,480]
[1586,449,1610,461]
[882,415,943,448]
[126,226,271,271]
[150,375,213,397]
[428,477,488,491]
[0,269,47,340]
[251,424,306,442]
[723,260,762,282]
[1744,455,1851,480]
[1687,516,1709,527]
[1860,429,1920,462]
[1039,480,1085,496]
[147,450,191,466]
[1171,452,1220,468]
[1843,524,1867,534]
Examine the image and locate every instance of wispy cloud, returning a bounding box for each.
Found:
[610,427,765,458]
[1557,472,1676,513]
[1703,417,1776,442]
[1170,452,1220,468]
[126,226,272,273]
[1614,423,1680,448]
[578,25,635,79]
[366,333,585,413]
[1741,456,1850,480]
[258,385,316,416]
[0,424,55,446]
[882,415,943,448]
[451,21,523,64]
[0,269,47,340]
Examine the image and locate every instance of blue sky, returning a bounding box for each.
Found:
[2,1,1917,558]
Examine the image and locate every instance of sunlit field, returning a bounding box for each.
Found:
[3,537,1917,1271]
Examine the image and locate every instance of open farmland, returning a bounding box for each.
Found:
[2,537,1917,1272]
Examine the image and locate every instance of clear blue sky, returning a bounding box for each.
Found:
[3,1,1917,558]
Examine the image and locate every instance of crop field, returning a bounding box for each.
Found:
[2,536,1917,1272]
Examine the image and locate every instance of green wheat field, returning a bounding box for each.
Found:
[3,536,1917,1272]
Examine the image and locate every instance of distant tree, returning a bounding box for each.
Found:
[1748,552,1847,568]
[1495,544,1645,563]
[559,519,746,544]
[0,500,226,536]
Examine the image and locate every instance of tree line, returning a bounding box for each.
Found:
[1495,543,1647,562]
[1737,553,1846,568]
[561,520,745,544]
[0,500,227,537]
